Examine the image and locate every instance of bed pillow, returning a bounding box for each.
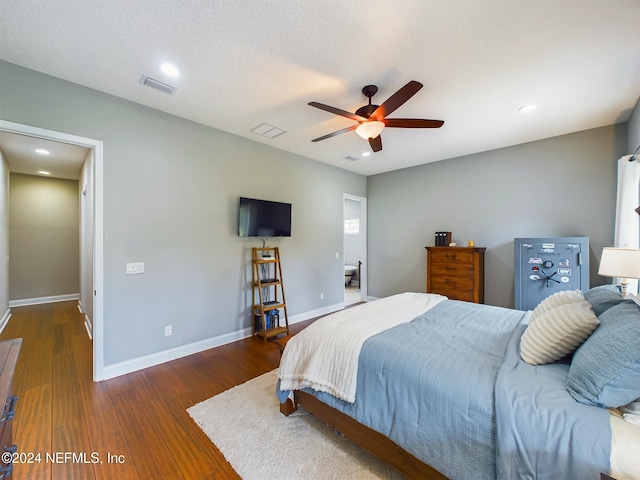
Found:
[583,284,625,316]
[620,398,640,425]
[529,289,585,322]
[567,301,640,408]
[520,300,599,365]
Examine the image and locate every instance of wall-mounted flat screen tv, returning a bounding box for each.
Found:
[238,197,292,237]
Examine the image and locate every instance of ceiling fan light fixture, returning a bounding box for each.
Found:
[356,121,384,140]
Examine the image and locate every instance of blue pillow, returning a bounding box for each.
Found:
[583,284,625,316]
[567,301,640,408]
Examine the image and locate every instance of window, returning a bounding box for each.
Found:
[344,218,359,235]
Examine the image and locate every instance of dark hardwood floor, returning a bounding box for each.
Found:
[0,301,316,479]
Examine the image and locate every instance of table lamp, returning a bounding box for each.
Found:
[598,247,640,295]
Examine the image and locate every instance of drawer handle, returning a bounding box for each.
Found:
[0,396,18,424]
[0,464,12,478]
[444,254,457,260]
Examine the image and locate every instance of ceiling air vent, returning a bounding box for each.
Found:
[140,75,176,94]
[344,155,359,161]
[251,123,286,139]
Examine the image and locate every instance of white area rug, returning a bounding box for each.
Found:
[187,369,405,479]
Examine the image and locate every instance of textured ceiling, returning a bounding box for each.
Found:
[0,131,89,180]
[0,0,639,177]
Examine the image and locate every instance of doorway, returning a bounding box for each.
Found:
[0,119,104,381]
[343,194,367,305]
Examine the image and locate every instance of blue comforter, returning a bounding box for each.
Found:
[278,299,613,479]
[495,324,611,480]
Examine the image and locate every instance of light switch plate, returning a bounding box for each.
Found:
[126,262,145,275]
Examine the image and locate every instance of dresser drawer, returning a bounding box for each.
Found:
[429,262,474,277]
[428,250,474,264]
[430,276,475,293]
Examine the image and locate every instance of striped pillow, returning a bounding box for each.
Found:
[520,300,599,365]
[529,289,585,322]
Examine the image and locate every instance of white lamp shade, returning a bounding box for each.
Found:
[598,247,640,279]
[355,121,385,140]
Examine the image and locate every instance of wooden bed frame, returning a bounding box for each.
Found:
[280,390,447,480]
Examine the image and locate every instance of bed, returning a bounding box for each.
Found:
[276,289,640,480]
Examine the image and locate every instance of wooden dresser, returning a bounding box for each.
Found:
[425,246,486,303]
[0,338,21,479]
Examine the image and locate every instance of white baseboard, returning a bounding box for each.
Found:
[288,302,344,324]
[102,327,252,380]
[84,314,93,340]
[0,309,11,335]
[9,293,80,308]
[101,301,346,381]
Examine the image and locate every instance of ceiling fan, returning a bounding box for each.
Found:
[309,80,444,153]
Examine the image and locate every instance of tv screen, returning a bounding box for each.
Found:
[238,197,292,237]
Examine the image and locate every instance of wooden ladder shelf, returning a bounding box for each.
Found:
[252,247,290,342]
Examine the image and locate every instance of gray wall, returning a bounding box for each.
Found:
[9,173,80,301]
[0,61,366,367]
[0,150,8,319]
[367,124,628,308]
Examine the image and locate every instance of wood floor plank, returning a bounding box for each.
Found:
[51,421,96,480]
[138,361,192,401]
[23,335,53,392]
[52,351,80,406]
[104,373,134,397]
[13,383,52,480]
[77,379,140,480]
[111,387,185,480]
[173,391,241,480]
[133,370,229,480]
[71,333,93,383]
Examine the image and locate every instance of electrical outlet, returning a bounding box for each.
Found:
[164,325,172,336]
[320,292,324,300]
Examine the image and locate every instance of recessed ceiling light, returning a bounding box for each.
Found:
[518,104,538,114]
[159,62,180,77]
[361,152,371,157]
[35,148,50,155]
[38,170,50,175]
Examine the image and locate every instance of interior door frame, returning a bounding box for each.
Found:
[0,119,105,381]
[343,193,367,302]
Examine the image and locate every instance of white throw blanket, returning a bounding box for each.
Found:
[278,292,446,403]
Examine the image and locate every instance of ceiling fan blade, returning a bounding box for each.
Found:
[370,80,423,121]
[368,135,382,152]
[311,125,358,142]
[384,118,444,128]
[308,102,367,122]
